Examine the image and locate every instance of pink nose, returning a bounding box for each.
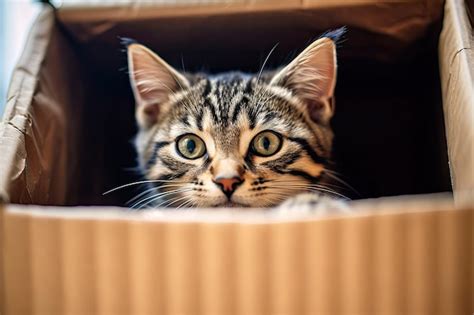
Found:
[213,176,243,198]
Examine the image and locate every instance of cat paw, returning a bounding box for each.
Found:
[274,193,350,215]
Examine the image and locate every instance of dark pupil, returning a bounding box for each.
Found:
[186,139,196,153]
[262,137,270,150]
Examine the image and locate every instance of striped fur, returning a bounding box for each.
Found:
[128,34,342,208]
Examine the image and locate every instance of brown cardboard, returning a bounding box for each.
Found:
[1,196,473,314]
[0,0,473,314]
[439,0,474,205]
[58,0,444,62]
[0,8,86,205]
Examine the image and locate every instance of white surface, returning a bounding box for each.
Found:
[0,0,41,116]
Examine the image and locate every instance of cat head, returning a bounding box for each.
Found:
[127,33,339,208]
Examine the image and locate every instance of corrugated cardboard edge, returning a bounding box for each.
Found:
[0,7,54,205]
[0,192,456,223]
[439,0,474,206]
[1,195,473,314]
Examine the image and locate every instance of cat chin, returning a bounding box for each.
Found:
[217,201,247,208]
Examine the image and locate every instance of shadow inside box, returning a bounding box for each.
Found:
[65,21,451,207]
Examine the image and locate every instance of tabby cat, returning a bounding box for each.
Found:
[126,30,348,211]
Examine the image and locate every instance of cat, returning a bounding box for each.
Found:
[125,29,349,212]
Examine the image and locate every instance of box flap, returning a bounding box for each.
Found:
[0,8,55,204]
[439,0,474,204]
[0,6,89,206]
[56,0,444,61]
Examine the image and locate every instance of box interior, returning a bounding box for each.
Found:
[5,2,453,206]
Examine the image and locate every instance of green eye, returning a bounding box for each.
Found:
[251,130,282,156]
[177,134,206,159]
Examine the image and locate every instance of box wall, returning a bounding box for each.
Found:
[439,0,474,204]
[0,8,89,206]
[1,200,472,314]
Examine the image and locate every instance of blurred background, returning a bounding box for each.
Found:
[0,1,42,115]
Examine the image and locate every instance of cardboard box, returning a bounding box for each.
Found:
[0,0,473,314]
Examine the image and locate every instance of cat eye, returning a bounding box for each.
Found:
[176,134,206,159]
[251,130,282,157]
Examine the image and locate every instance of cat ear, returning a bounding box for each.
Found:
[127,43,190,128]
[270,37,337,124]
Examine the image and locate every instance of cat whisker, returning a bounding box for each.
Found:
[156,194,192,209]
[271,178,343,189]
[126,183,189,206]
[266,184,351,200]
[103,179,187,195]
[127,183,193,205]
[323,171,360,196]
[132,188,191,209]
[306,187,351,200]
[176,198,196,209]
[153,192,193,208]
[257,42,279,84]
[126,186,158,205]
[136,193,181,210]
[256,191,296,207]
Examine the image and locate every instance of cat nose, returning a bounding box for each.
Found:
[213,176,243,198]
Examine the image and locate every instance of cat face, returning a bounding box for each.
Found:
[128,36,338,208]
